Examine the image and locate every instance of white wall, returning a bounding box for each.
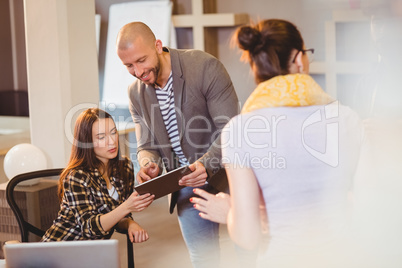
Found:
[95,0,375,108]
[25,0,100,168]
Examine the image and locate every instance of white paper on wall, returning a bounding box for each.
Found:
[102,0,176,108]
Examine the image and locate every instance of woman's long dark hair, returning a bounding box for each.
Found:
[234,19,304,84]
[58,108,130,202]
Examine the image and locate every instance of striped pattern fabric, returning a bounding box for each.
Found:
[155,73,189,167]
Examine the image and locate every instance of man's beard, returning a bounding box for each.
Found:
[151,58,161,88]
[133,53,162,87]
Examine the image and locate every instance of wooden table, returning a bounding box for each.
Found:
[0,116,30,184]
[115,120,136,158]
[0,116,30,156]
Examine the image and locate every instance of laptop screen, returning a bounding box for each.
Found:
[3,239,120,268]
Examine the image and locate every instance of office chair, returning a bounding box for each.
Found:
[6,169,135,268]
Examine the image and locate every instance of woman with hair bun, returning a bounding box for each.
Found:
[192,19,363,267]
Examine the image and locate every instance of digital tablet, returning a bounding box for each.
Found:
[135,166,192,199]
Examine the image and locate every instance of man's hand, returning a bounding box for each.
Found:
[190,188,231,224]
[136,162,159,184]
[179,161,208,187]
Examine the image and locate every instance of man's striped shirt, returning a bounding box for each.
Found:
[155,73,189,167]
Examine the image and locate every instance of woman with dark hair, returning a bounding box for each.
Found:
[192,19,363,267]
[42,108,154,243]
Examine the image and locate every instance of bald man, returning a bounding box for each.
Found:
[116,22,239,267]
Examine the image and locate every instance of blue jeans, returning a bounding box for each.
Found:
[176,184,220,268]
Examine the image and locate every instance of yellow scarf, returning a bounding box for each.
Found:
[241,74,334,114]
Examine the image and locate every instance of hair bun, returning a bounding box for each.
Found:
[237,26,262,52]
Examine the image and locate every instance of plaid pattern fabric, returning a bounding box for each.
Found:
[41,157,134,241]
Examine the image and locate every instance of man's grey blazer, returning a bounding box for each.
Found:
[128,47,239,212]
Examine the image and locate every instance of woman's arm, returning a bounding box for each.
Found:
[99,157,153,237]
[226,164,262,250]
[65,171,153,238]
[99,191,154,232]
[116,217,149,243]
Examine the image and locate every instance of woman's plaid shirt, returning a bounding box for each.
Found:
[41,157,134,241]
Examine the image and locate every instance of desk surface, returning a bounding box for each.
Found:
[0,116,30,156]
[115,120,135,135]
[0,179,58,192]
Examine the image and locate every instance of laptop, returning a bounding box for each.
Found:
[3,239,120,268]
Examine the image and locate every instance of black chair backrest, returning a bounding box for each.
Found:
[6,168,63,242]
